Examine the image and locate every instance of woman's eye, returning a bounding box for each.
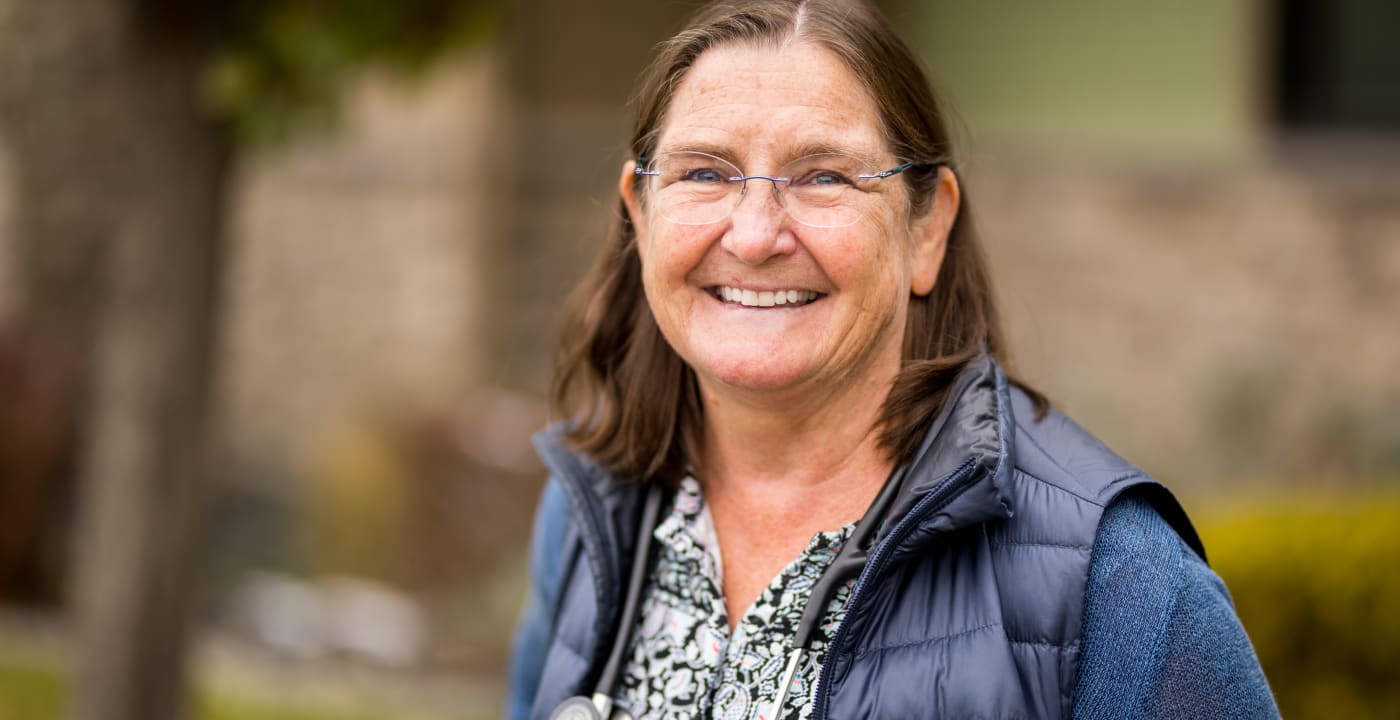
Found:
[797,170,855,186]
[679,167,727,183]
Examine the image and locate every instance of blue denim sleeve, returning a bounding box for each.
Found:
[1072,494,1280,720]
[506,477,573,720]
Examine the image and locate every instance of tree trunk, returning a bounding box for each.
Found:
[0,1,227,719]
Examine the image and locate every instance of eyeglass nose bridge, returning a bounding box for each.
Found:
[730,173,791,213]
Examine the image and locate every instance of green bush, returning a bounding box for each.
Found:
[1198,493,1400,719]
[0,656,63,719]
[0,656,376,720]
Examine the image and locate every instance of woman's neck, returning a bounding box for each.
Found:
[696,363,895,512]
[696,362,897,530]
[694,369,896,628]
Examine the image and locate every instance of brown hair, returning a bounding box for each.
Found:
[552,0,1044,481]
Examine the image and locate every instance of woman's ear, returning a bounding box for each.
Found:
[909,166,960,297]
[620,160,648,260]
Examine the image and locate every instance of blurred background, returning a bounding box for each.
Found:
[0,0,1396,718]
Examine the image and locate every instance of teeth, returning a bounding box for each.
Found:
[716,286,818,307]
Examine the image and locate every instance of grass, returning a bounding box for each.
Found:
[0,656,63,720]
[0,654,416,720]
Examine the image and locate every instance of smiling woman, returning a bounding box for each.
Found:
[626,40,950,411]
[508,2,1279,719]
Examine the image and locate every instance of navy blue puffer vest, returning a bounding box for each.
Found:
[529,358,1204,719]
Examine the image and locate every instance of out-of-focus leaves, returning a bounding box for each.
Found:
[203,0,500,147]
[1199,493,1400,719]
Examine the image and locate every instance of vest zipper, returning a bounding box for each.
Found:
[811,457,980,720]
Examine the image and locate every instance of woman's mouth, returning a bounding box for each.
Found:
[709,286,823,308]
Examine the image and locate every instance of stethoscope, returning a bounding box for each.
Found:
[551,464,909,720]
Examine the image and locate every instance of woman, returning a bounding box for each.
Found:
[510,1,1278,718]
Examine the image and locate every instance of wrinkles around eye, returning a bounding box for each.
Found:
[797,171,856,187]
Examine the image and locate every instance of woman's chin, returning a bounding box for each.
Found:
[693,353,816,395]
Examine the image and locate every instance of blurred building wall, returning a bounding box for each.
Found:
[907,0,1262,155]
[886,1,1400,490]
[493,0,696,390]
[977,156,1400,487]
[220,50,499,488]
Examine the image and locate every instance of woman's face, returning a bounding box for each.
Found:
[621,41,957,405]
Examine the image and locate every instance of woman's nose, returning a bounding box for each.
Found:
[722,180,794,264]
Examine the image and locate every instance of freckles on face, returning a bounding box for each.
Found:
[660,46,886,167]
[631,40,925,397]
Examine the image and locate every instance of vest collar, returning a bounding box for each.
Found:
[876,355,1017,555]
[531,355,1019,585]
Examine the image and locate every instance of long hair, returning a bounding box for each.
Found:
[552,0,1045,481]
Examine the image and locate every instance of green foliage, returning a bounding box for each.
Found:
[204,0,500,147]
[1199,493,1400,719]
[0,656,65,719]
[0,656,386,720]
[197,693,379,720]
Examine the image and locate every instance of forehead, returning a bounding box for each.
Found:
[656,41,887,162]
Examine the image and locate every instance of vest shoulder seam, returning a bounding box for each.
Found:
[1006,637,1081,652]
[992,539,1092,551]
[1009,428,1107,506]
[1010,445,1147,511]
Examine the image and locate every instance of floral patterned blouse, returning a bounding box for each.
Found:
[615,476,857,720]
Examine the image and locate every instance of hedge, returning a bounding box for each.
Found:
[1197,493,1400,719]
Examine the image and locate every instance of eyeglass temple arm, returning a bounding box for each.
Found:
[858,161,917,180]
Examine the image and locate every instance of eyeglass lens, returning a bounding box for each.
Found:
[643,151,888,228]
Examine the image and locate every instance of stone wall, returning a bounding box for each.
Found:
[974,150,1400,488]
[219,51,501,484]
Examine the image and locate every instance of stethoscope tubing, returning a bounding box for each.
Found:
[551,483,663,720]
[552,464,907,720]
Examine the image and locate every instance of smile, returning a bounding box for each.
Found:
[711,286,823,308]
